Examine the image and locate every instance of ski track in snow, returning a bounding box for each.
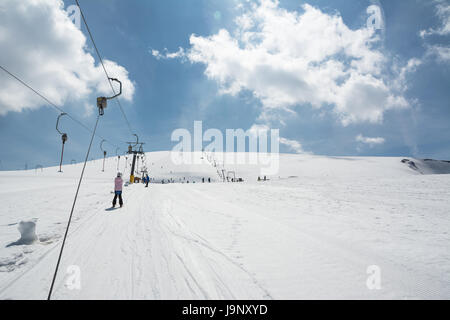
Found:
[0,152,449,299]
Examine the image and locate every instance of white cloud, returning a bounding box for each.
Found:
[248,123,270,136]
[151,47,186,60]
[421,0,450,64]
[356,134,385,147]
[151,49,161,59]
[426,45,450,62]
[420,0,450,37]
[0,0,135,116]
[158,0,411,126]
[279,137,305,154]
[248,124,307,154]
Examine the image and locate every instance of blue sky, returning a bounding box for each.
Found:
[0,0,449,170]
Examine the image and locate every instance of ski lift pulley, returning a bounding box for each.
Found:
[97,78,122,115]
[61,133,68,144]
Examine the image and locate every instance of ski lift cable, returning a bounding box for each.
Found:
[75,0,135,137]
[0,64,121,149]
[47,113,101,300]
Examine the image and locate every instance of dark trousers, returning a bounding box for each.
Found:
[113,191,123,207]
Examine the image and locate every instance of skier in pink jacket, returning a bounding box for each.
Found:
[113,172,124,208]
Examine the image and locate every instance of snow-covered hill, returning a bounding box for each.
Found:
[0,152,450,299]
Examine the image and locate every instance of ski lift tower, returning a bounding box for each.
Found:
[126,134,145,184]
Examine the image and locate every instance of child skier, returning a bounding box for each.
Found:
[113,172,123,208]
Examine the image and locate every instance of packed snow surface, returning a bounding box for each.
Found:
[0,152,449,299]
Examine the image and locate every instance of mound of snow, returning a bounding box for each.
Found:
[11,221,38,246]
[401,159,450,175]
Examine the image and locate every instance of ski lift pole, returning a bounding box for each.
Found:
[56,113,68,173]
[100,139,107,172]
[103,152,106,172]
[116,147,120,171]
[59,141,66,173]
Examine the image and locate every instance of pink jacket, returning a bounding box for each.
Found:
[114,177,123,191]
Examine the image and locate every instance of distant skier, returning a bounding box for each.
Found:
[145,174,149,187]
[113,172,123,208]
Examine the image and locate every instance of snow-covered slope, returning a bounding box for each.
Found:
[0,152,450,299]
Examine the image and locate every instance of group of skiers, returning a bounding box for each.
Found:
[112,172,213,208]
